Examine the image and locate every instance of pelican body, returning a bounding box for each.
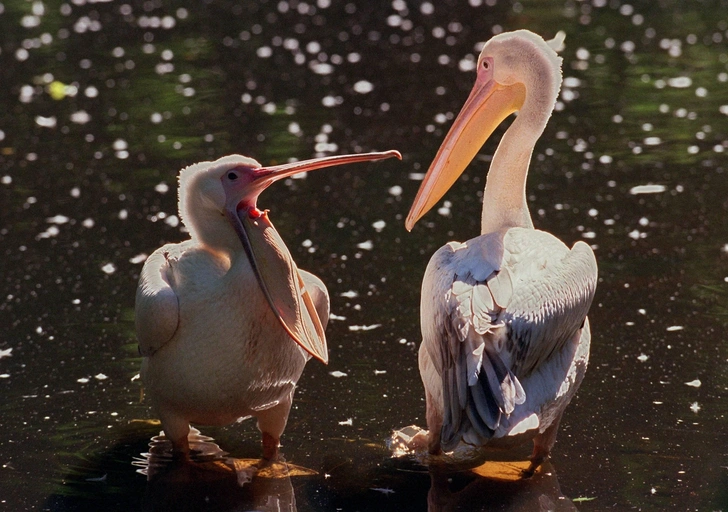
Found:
[405,30,597,475]
[135,150,401,462]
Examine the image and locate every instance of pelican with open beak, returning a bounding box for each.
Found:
[135,150,401,469]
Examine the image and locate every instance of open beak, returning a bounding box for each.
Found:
[225,150,401,364]
[405,72,525,231]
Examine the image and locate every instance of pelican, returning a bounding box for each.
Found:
[402,30,597,476]
[135,150,401,467]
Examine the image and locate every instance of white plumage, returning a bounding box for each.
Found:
[135,151,400,465]
[403,30,597,476]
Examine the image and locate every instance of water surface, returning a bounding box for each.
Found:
[1,1,727,510]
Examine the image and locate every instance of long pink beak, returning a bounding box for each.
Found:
[225,150,402,364]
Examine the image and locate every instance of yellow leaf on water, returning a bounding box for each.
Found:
[48,81,67,100]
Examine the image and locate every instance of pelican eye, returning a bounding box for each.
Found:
[227,171,238,180]
[482,60,490,70]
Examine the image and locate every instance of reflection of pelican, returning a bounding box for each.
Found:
[137,427,313,511]
[135,151,401,467]
[403,30,597,475]
[427,461,577,512]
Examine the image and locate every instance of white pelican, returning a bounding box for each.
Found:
[135,150,401,465]
[403,30,598,476]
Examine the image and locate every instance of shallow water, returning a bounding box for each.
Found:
[1,1,727,510]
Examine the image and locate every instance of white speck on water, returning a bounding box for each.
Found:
[118,209,128,220]
[154,182,169,194]
[77,377,90,384]
[437,200,452,216]
[629,184,666,195]
[374,370,386,375]
[288,122,302,136]
[458,57,476,72]
[82,218,94,228]
[637,353,649,362]
[95,373,108,380]
[644,136,661,146]
[388,185,403,197]
[690,402,701,413]
[408,172,425,181]
[695,87,707,98]
[85,86,99,98]
[666,325,683,332]
[0,374,9,379]
[301,239,313,248]
[46,215,70,224]
[329,313,346,321]
[626,321,635,326]
[257,46,272,58]
[35,116,57,128]
[627,230,644,240]
[357,240,373,250]
[651,487,657,495]
[720,105,728,116]
[36,226,60,240]
[1,176,11,185]
[353,80,374,94]
[70,110,91,124]
[70,187,80,198]
[349,324,381,331]
[72,299,81,305]
[371,488,395,495]
[112,139,127,151]
[639,217,649,227]
[372,220,386,232]
[310,61,334,75]
[340,290,358,298]
[130,253,147,264]
[338,418,353,426]
[164,215,179,227]
[0,348,12,360]
[668,76,692,88]
[685,379,701,388]
[321,95,343,107]
[329,371,348,378]
[101,263,116,274]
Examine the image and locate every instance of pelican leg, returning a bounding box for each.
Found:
[425,388,444,455]
[159,411,191,460]
[255,393,293,461]
[523,411,563,478]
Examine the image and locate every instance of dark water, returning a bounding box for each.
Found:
[1,1,727,510]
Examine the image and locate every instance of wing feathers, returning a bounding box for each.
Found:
[432,228,597,450]
[135,247,180,357]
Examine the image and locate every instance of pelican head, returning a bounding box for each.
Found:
[406,30,564,230]
[176,150,401,363]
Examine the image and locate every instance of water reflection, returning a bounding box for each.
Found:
[136,428,308,511]
[427,462,576,512]
[2,0,728,510]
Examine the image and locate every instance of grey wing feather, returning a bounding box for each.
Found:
[135,246,180,357]
[433,230,597,451]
